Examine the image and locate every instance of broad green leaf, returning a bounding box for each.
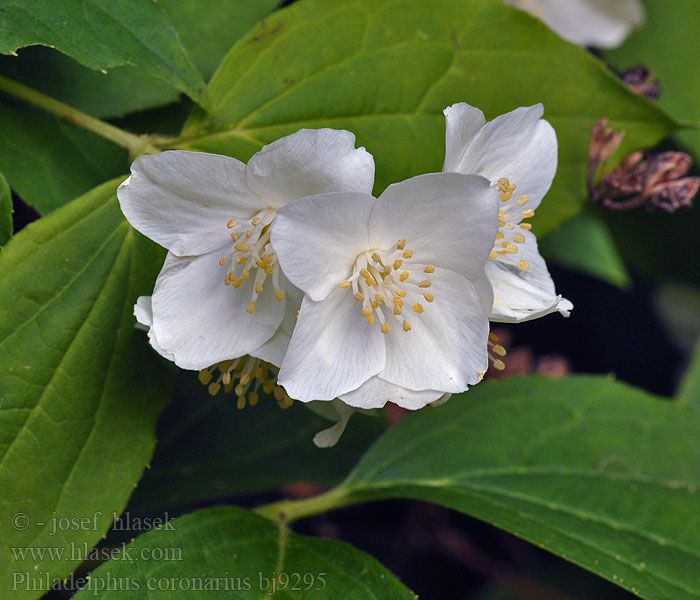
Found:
[539,208,631,289]
[678,336,700,410]
[0,179,175,599]
[0,0,281,118]
[0,0,208,108]
[0,170,10,245]
[180,0,677,234]
[0,103,126,214]
[129,374,385,516]
[607,0,700,157]
[321,376,700,600]
[73,506,415,599]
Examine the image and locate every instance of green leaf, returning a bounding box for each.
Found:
[0,170,11,245]
[0,179,175,599]
[606,0,700,157]
[539,208,631,288]
[0,0,281,118]
[678,336,700,410]
[0,103,126,214]
[327,376,700,600]
[0,0,208,108]
[129,374,385,516]
[73,506,415,599]
[180,0,677,234]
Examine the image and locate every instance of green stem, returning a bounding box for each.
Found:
[255,486,352,524]
[0,73,164,158]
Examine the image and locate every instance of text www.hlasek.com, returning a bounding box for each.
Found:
[11,542,182,563]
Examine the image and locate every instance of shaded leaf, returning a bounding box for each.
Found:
[73,506,415,599]
[0,0,208,107]
[0,170,10,245]
[539,208,631,288]
[0,179,175,599]
[180,0,677,234]
[0,103,126,214]
[0,0,282,118]
[607,0,700,157]
[129,374,385,516]
[678,336,700,410]
[328,376,700,600]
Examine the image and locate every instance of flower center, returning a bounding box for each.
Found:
[198,356,293,409]
[338,238,437,334]
[218,209,286,314]
[488,177,535,272]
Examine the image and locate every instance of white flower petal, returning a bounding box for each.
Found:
[508,0,645,48]
[443,103,486,172]
[118,150,262,257]
[278,291,385,402]
[306,399,357,448]
[246,128,375,207]
[150,252,285,370]
[133,296,175,362]
[371,173,499,280]
[339,376,445,410]
[271,192,376,301]
[486,252,573,322]
[379,268,489,393]
[252,282,303,367]
[446,104,557,210]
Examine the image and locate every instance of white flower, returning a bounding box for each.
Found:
[443,102,573,323]
[506,0,644,48]
[118,129,374,369]
[270,173,499,409]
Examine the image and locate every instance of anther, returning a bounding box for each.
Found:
[424,292,434,302]
[495,232,504,240]
[393,305,402,315]
[227,219,237,229]
[236,255,248,264]
[402,249,413,258]
[371,252,383,264]
[231,232,239,241]
[255,281,263,294]
[252,216,261,226]
[489,250,498,259]
[489,332,500,342]
[219,257,228,266]
[517,195,528,206]
[381,322,390,334]
[355,292,364,302]
[362,307,372,317]
[400,271,410,282]
[246,301,256,314]
[237,396,246,410]
[412,303,424,313]
[198,370,213,385]
[393,259,403,270]
[520,223,532,230]
[521,209,535,219]
[241,268,250,279]
[274,289,285,301]
[246,230,252,239]
[221,371,232,385]
[208,382,221,396]
[403,320,412,332]
[424,264,435,273]
[493,359,506,371]
[397,239,406,250]
[234,240,248,252]
[513,233,526,243]
[367,313,375,324]
[396,289,407,297]
[249,391,259,406]
[419,280,432,288]
[492,344,506,356]
[339,280,351,289]
[518,260,530,271]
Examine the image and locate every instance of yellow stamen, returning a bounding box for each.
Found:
[234,240,248,252]
[403,320,412,332]
[208,382,221,396]
[522,209,535,219]
[252,215,261,226]
[517,195,528,206]
[255,281,263,294]
[400,271,410,282]
[274,289,285,301]
[492,344,506,356]
[381,322,390,334]
[419,280,432,288]
[198,370,213,385]
[513,233,526,243]
[412,303,424,314]
[393,259,403,270]
[397,239,406,250]
[518,260,530,271]
[339,280,351,289]
[424,292,434,302]
[402,249,413,258]
[396,289,407,297]
[355,292,364,302]
[493,359,506,371]
[246,301,256,314]
[219,257,228,266]
[520,223,532,230]
[424,264,435,273]
[227,219,237,229]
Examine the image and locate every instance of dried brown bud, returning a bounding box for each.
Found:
[588,121,699,213]
[620,65,661,101]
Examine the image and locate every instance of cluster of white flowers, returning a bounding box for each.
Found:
[119,103,571,447]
